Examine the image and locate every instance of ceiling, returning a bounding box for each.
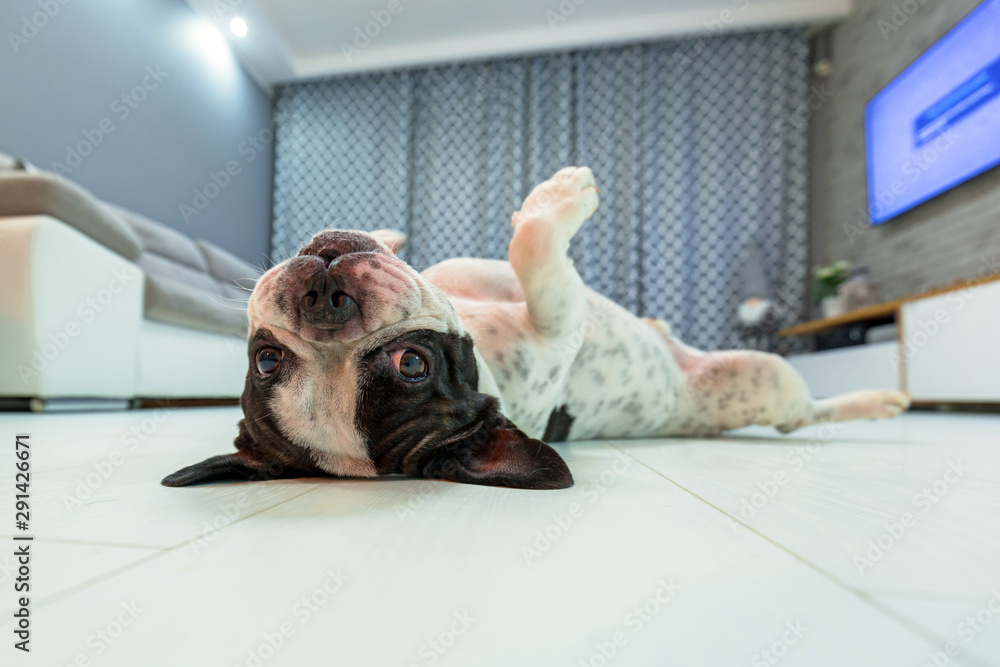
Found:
[185,0,852,89]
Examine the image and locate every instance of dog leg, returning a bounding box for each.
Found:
[784,389,912,433]
[673,349,910,435]
[508,166,599,338]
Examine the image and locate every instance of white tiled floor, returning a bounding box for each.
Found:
[1,408,998,666]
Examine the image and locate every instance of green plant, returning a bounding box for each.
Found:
[812,260,850,303]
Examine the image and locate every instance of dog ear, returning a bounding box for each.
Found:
[369,229,407,255]
[161,451,275,486]
[420,416,573,490]
[161,419,323,487]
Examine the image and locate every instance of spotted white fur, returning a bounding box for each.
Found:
[423,166,909,440]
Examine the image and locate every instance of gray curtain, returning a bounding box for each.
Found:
[272,29,808,351]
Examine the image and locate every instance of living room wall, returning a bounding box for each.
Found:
[0,0,274,265]
[810,0,1000,303]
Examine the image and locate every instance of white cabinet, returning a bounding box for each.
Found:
[786,279,1000,403]
[902,280,1000,402]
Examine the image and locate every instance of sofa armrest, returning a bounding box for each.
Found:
[0,172,143,260]
[0,215,144,398]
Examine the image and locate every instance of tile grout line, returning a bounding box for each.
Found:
[0,536,171,551]
[862,589,993,604]
[26,486,321,613]
[607,443,994,667]
[709,433,998,449]
[20,550,172,616]
[160,485,321,551]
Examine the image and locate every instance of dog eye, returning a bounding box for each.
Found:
[392,349,428,380]
[255,347,283,376]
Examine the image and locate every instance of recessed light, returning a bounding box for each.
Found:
[229,17,248,37]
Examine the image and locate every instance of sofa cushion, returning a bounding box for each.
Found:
[108,204,209,273]
[197,239,261,289]
[138,252,226,296]
[0,171,143,260]
[144,274,249,337]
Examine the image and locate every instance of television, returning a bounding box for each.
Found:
[865,0,1000,225]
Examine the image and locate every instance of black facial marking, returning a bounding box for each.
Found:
[355,330,489,474]
[542,405,575,442]
[162,329,327,486]
[355,329,572,489]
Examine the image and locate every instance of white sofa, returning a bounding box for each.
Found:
[0,152,258,409]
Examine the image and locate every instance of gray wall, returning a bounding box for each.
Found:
[811,0,1000,302]
[0,0,274,265]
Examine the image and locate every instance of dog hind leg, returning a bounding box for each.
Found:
[781,389,912,433]
[674,349,910,435]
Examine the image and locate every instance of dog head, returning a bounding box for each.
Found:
[162,229,572,490]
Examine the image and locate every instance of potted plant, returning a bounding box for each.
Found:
[813,260,851,318]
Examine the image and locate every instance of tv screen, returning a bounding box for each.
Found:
[865,0,1000,225]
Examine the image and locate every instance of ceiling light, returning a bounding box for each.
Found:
[229,18,248,37]
[192,22,232,69]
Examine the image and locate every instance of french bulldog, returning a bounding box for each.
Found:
[163,167,909,490]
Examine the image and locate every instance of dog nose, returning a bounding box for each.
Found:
[299,270,359,327]
[300,290,358,325]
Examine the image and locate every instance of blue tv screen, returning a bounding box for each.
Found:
[865,0,1000,224]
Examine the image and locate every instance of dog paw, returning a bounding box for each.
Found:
[512,166,599,238]
[864,389,912,419]
[369,229,407,254]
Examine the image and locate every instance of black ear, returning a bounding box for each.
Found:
[161,451,275,487]
[161,419,325,487]
[420,417,573,490]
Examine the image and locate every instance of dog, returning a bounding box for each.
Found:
[163,167,910,490]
